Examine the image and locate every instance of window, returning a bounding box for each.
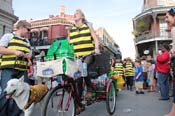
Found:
[159,19,168,37]
[3,25,6,34]
[157,0,164,5]
[43,30,48,38]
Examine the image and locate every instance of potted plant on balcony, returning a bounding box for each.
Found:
[136,21,147,33]
[132,30,140,37]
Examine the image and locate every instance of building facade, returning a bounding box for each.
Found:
[29,5,120,57]
[96,27,121,58]
[29,5,74,49]
[133,0,175,58]
[0,0,18,37]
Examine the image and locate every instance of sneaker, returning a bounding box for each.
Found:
[136,91,140,94]
[140,91,144,94]
[159,98,169,100]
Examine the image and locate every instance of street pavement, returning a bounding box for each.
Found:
[80,89,172,116]
[30,88,172,116]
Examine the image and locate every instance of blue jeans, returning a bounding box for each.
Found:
[158,72,170,99]
[0,69,29,116]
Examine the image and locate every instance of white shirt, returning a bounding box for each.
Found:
[0,33,14,47]
[0,33,32,55]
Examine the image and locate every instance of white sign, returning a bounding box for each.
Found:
[144,50,149,55]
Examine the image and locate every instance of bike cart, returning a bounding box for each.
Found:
[89,72,117,115]
[36,38,117,116]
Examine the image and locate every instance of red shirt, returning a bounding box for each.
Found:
[156,51,170,74]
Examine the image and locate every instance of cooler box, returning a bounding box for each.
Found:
[36,58,79,78]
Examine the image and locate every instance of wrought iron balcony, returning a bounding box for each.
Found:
[134,31,170,43]
[134,31,153,43]
[30,38,56,47]
[30,37,120,55]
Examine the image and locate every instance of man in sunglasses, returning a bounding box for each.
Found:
[0,20,31,116]
[165,7,175,116]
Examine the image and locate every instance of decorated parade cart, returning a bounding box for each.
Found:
[36,38,118,116]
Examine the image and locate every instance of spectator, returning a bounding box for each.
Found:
[124,57,135,91]
[111,55,125,88]
[164,7,175,116]
[134,60,144,94]
[147,60,156,92]
[141,56,148,89]
[156,44,170,100]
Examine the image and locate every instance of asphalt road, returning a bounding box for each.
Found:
[29,89,172,116]
[80,90,172,116]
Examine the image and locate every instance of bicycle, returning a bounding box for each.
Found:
[40,53,117,116]
[41,53,95,116]
[42,74,78,116]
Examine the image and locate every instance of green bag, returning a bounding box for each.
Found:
[46,38,74,60]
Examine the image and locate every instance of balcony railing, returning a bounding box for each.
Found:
[30,38,56,47]
[134,31,170,43]
[30,37,119,54]
[135,31,153,43]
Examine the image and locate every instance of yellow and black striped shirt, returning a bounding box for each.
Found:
[1,37,31,71]
[69,24,94,56]
[125,63,135,77]
[113,62,124,76]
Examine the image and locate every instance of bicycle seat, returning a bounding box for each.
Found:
[89,72,98,79]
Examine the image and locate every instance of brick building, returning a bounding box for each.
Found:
[29,5,121,57]
[29,5,74,49]
[133,0,175,58]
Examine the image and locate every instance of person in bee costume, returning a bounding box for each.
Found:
[0,20,32,116]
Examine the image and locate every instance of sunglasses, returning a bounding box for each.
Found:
[23,26,30,32]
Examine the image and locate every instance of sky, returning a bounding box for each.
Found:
[13,0,143,60]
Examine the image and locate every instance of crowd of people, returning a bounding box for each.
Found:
[111,55,155,94]
[110,7,175,116]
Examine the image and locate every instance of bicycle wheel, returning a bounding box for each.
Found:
[106,81,116,115]
[42,85,75,116]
